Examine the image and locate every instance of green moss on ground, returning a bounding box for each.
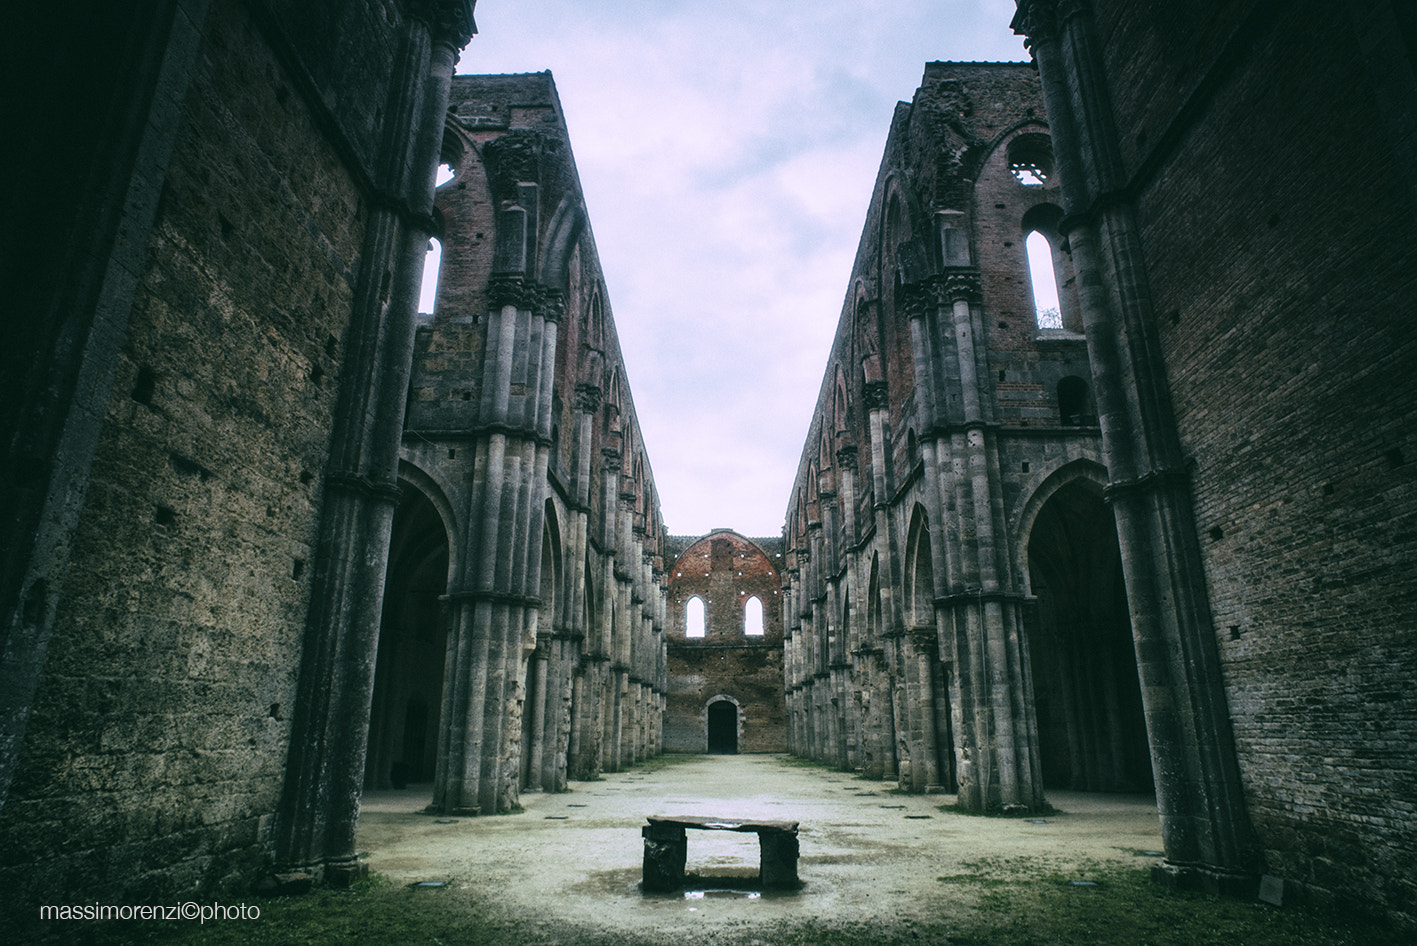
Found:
[76,861,1407,946]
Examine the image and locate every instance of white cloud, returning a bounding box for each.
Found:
[455,1,1027,536]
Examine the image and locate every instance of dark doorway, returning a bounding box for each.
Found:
[365,487,449,792]
[1027,479,1152,793]
[707,700,738,754]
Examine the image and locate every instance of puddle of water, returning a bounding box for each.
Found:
[684,889,762,900]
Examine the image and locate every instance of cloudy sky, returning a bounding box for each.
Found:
[453,1,1028,538]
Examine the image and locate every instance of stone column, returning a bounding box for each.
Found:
[1013,0,1259,888]
[276,14,467,880]
[862,380,903,782]
[935,273,1044,812]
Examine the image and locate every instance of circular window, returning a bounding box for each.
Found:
[1008,133,1055,186]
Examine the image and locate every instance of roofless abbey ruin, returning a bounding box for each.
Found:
[2,0,1414,934]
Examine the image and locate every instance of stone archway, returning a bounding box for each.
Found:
[1025,479,1151,793]
[364,487,450,794]
[707,698,739,754]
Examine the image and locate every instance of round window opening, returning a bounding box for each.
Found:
[1008,134,1054,186]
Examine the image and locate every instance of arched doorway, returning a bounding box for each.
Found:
[365,486,450,794]
[521,507,562,792]
[707,699,738,754]
[1026,479,1151,793]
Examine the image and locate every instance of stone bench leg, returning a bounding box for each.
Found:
[642,823,687,891]
[758,828,799,889]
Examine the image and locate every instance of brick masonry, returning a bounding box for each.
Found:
[664,532,787,753]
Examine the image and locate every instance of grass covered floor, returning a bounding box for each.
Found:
[80,860,1405,946]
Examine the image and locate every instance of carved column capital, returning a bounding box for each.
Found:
[1011,0,1090,50]
[409,0,479,49]
[538,288,566,323]
[939,272,981,305]
[1010,0,1057,50]
[863,380,890,410]
[574,383,602,413]
[835,443,858,467]
[487,274,525,309]
[900,282,934,321]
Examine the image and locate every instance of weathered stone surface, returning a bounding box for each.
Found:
[642,815,802,891]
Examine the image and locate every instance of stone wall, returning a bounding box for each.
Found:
[0,0,474,924]
[783,62,1112,804]
[1090,0,1417,920]
[1014,0,1416,925]
[390,72,670,813]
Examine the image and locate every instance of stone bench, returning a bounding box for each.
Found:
[641,815,800,891]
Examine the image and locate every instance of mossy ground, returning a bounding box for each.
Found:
[78,859,1406,946]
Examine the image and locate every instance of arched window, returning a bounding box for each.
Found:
[1026,230,1063,329]
[1008,134,1054,186]
[686,596,705,638]
[418,236,442,316]
[744,595,764,636]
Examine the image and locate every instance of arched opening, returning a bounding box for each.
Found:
[418,237,442,318]
[903,507,955,792]
[1008,132,1054,186]
[521,510,561,791]
[1026,480,1151,793]
[685,596,706,638]
[1026,231,1063,329]
[707,699,738,754]
[365,487,450,795]
[743,595,763,636]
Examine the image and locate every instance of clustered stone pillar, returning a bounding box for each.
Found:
[782,261,1051,807]
[428,121,565,816]
[567,381,603,780]
[1013,0,1259,888]
[276,7,470,881]
[928,273,1044,812]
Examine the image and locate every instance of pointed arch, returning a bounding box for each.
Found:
[1024,475,1149,793]
[903,504,935,628]
[539,196,585,291]
[540,499,563,623]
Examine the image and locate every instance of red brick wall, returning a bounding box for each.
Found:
[665,532,786,752]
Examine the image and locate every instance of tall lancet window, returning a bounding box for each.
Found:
[418,237,442,316]
[686,596,706,638]
[1026,230,1063,329]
